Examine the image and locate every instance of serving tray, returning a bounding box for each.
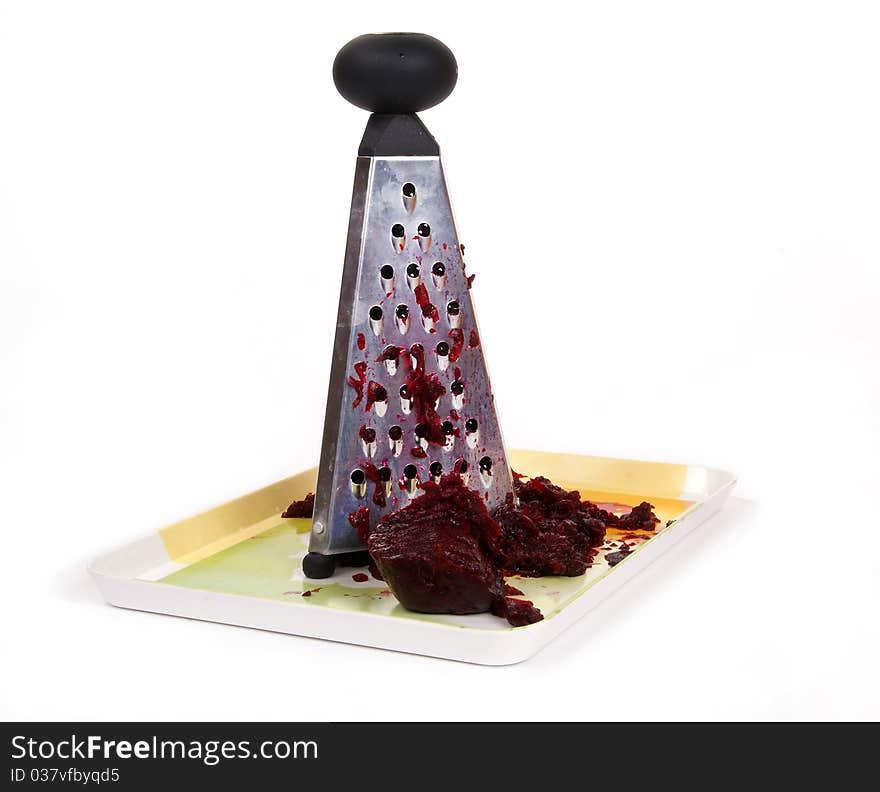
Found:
[88,449,735,665]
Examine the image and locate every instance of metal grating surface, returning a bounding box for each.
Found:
[310,155,514,554]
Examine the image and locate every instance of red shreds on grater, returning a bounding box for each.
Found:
[304,34,514,578]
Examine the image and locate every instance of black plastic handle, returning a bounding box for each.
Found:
[333,33,457,114]
[333,33,457,157]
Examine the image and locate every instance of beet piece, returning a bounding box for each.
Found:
[491,596,544,627]
[413,283,430,307]
[367,473,506,615]
[375,345,405,364]
[347,361,368,408]
[348,506,371,543]
[616,501,660,532]
[360,463,390,507]
[447,328,465,362]
[401,345,446,444]
[364,381,387,413]
[352,572,369,582]
[282,493,315,518]
[605,546,632,567]
[504,583,524,596]
[352,471,655,624]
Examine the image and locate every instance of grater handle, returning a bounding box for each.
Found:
[333,33,457,114]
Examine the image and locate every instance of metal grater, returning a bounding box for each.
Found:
[303,33,514,578]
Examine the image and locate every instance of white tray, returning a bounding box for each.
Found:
[88,449,735,665]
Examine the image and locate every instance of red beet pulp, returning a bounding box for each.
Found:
[402,344,446,445]
[290,480,660,627]
[347,472,660,627]
[361,474,505,614]
[286,476,659,628]
[495,475,658,576]
[354,473,543,626]
[281,493,314,518]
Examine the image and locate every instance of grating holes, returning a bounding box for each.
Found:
[465,418,479,448]
[421,302,437,332]
[371,385,388,417]
[389,425,403,456]
[450,378,464,409]
[447,300,461,328]
[378,465,393,495]
[417,222,431,253]
[402,183,417,213]
[436,341,450,370]
[369,305,383,336]
[391,224,406,253]
[442,421,455,452]
[360,426,377,458]
[395,304,410,334]
[380,265,395,293]
[399,384,412,414]
[406,262,421,292]
[403,463,419,494]
[380,345,400,375]
[350,469,367,498]
[479,456,493,487]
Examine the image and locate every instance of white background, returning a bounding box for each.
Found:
[2,1,878,720]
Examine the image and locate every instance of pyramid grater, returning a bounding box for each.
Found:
[303,33,514,578]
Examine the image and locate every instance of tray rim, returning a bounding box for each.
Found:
[88,449,736,665]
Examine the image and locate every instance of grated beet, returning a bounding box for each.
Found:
[402,343,446,445]
[614,501,660,532]
[375,345,405,365]
[348,506,372,544]
[447,328,465,362]
[494,476,607,577]
[282,493,314,518]
[413,283,430,307]
[346,361,368,408]
[605,545,632,567]
[364,381,387,414]
[347,472,659,627]
[491,596,543,627]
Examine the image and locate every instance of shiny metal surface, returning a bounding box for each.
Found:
[310,155,514,554]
